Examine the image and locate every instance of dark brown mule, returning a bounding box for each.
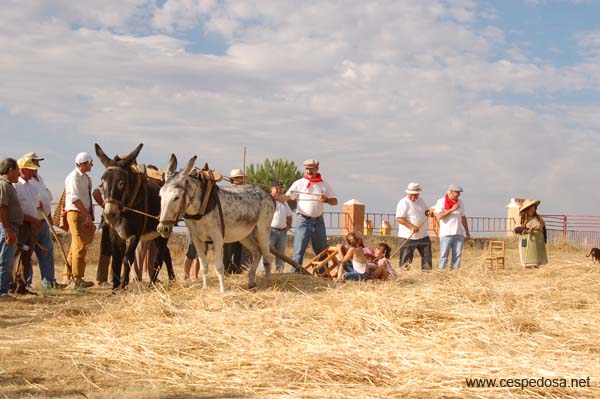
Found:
[95,143,175,289]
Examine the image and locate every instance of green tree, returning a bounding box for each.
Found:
[246,158,303,209]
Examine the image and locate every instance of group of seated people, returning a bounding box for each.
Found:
[335,232,397,282]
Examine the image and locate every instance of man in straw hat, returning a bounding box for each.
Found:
[0,158,23,299]
[395,182,432,271]
[278,159,337,270]
[222,168,247,274]
[434,184,470,270]
[63,152,95,288]
[514,199,547,268]
[22,152,65,289]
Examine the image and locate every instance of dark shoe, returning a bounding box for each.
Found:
[16,288,38,296]
[53,282,68,289]
[74,279,94,289]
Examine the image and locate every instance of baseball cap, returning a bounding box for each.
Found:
[448,184,463,193]
[75,152,93,164]
[17,157,39,170]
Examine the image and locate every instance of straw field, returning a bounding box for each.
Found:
[0,235,599,398]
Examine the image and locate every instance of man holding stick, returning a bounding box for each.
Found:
[395,182,432,271]
[22,152,65,289]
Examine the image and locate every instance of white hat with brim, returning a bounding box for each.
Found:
[519,199,541,213]
[405,182,422,194]
[229,168,245,178]
[23,152,44,161]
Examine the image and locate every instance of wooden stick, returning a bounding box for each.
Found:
[269,246,311,275]
[390,217,429,259]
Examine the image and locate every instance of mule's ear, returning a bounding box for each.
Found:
[95,143,112,167]
[202,162,209,171]
[165,154,177,181]
[181,156,197,177]
[119,143,143,166]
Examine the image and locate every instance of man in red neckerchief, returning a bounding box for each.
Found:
[433,184,470,270]
[278,159,337,271]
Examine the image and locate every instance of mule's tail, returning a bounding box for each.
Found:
[586,250,592,257]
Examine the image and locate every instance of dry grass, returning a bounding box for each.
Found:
[0,236,599,398]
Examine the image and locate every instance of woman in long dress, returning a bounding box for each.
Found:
[515,199,548,268]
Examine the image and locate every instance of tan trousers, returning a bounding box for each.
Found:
[64,211,95,279]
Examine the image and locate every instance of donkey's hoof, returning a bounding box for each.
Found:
[248,283,257,290]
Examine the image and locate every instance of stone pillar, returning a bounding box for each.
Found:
[342,199,365,236]
[506,198,524,236]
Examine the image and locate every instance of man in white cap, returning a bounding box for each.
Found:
[63,152,95,288]
[22,152,64,289]
[395,182,432,271]
[434,184,470,270]
[278,159,337,269]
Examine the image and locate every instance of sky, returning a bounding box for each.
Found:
[1,0,600,218]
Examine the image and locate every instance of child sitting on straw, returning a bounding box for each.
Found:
[336,233,370,281]
[366,243,397,280]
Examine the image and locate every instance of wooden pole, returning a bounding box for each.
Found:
[270,245,311,275]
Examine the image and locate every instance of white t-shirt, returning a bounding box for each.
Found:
[395,196,429,239]
[30,174,53,218]
[434,197,467,236]
[271,200,293,229]
[65,168,92,213]
[14,177,40,220]
[286,178,336,218]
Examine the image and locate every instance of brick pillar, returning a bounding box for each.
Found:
[342,199,365,236]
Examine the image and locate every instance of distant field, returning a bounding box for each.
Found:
[0,236,598,398]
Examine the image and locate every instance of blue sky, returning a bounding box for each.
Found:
[1,0,600,218]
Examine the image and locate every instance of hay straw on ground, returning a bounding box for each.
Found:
[0,244,599,398]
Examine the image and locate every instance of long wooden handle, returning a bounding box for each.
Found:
[269,245,311,275]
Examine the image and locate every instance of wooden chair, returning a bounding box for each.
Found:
[304,247,342,278]
[482,240,506,271]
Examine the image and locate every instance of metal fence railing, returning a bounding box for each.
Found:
[324,212,600,246]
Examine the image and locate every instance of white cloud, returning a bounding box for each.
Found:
[1,0,600,217]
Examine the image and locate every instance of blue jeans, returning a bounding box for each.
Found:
[292,214,327,271]
[0,224,18,294]
[33,220,56,287]
[439,235,465,269]
[343,271,369,281]
[270,228,287,271]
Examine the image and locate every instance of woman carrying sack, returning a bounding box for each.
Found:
[514,199,548,268]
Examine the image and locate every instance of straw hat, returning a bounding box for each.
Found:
[23,152,44,161]
[519,199,540,213]
[229,168,245,178]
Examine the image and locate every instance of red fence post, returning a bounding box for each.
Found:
[563,215,568,240]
